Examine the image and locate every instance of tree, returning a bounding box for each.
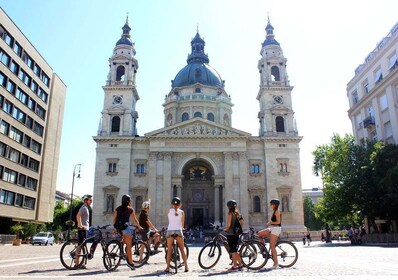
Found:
[303,196,323,230]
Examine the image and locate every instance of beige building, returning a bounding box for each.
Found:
[93,18,305,233]
[347,21,398,144]
[0,8,66,224]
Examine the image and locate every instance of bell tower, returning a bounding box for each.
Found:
[257,18,298,137]
[98,17,140,137]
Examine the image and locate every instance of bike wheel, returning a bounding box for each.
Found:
[60,239,86,270]
[198,242,221,269]
[239,240,268,270]
[173,243,178,273]
[166,242,189,269]
[274,240,298,268]
[132,240,149,268]
[103,239,122,271]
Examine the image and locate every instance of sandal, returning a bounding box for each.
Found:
[164,268,170,273]
[185,268,189,272]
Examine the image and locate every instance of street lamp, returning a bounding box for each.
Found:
[67,164,82,239]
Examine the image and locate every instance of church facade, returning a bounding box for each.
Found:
[92,18,305,233]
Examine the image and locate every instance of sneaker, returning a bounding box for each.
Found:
[74,263,86,269]
[228,266,238,271]
[126,262,135,270]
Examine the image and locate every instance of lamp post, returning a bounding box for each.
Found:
[67,164,82,239]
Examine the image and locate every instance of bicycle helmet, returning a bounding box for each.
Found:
[81,194,92,203]
[171,197,181,206]
[142,200,150,209]
[270,199,280,207]
[122,194,131,205]
[227,200,237,209]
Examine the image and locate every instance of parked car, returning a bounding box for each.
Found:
[31,232,54,246]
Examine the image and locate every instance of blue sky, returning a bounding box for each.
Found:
[1,0,397,197]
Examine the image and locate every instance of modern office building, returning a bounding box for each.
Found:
[347,21,398,144]
[92,18,305,234]
[0,8,67,225]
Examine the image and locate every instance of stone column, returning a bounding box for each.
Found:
[176,184,182,198]
[148,152,158,223]
[223,152,233,224]
[214,185,220,225]
[163,152,172,225]
[238,152,249,230]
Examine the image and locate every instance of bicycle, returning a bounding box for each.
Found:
[59,225,121,271]
[238,235,298,270]
[159,228,189,273]
[105,225,150,270]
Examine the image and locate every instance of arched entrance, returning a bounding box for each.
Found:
[177,159,214,229]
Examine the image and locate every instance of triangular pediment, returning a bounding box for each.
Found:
[145,118,251,137]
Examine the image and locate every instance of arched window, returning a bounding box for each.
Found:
[207,113,214,121]
[108,163,116,173]
[253,196,261,212]
[276,116,285,132]
[194,111,202,118]
[116,65,125,81]
[111,116,120,132]
[223,114,229,126]
[255,164,260,173]
[167,113,173,126]
[271,66,280,81]
[140,164,145,174]
[182,112,189,121]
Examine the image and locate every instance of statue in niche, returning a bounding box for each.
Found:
[106,194,115,212]
[282,195,289,212]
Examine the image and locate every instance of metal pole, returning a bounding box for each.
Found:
[67,164,81,239]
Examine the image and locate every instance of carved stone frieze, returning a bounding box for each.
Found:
[159,123,239,136]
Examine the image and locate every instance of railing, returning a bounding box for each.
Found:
[363,116,375,128]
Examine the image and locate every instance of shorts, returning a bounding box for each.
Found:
[227,235,239,253]
[166,229,183,238]
[77,229,87,243]
[121,226,132,235]
[270,226,282,236]
[141,230,157,241]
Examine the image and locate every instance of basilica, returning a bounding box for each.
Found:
[92,18,305,234]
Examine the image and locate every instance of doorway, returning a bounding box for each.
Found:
[192,208,204,228]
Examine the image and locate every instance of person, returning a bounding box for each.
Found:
[75,194,92,269]
[224,199,243,271]
[164,197,189,273]
[306,231,311,246]
[139,200,161,255]
[258,199,282,269]
[113,194,143,270]
[302,232,306,245]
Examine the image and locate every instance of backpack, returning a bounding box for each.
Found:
[233,215,243,236]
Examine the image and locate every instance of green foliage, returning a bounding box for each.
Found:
[10,223,23,239]
[303,196,323,230]
[312,134,398,231]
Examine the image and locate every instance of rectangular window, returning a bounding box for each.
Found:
[18,173,26,187]
[12,106,26,124]
[9,126,23,143]
[13,41,22,56]
[8,147,20,163]
[40,72,50,87]
[3,31,14,47]
[6,80,16,94]
[38,88,48,103]
[26,177,37,191]
[3,100,13,114]
[364,83,369,94]
[23,134,31,148]
[10,60,20,74]
[0,141,6,157]
[0,120,10,135]
[31,139,41,154]
[15,88,28,104]
[35,105,46,119]
[2,167,17,184]
[384,121,393,138]
[374,68,383,84]
[28,158,40,172]
[22,52,34,69]
[28,98,36,111]
[31,80,38,93]
[23,196,35,209]
[0,49,11,66]
[19,153,28,167]
[389,53,397,70]
[0,71,6,86]
[356,114,362,130]
[33,64,41,76]
[15,193,23,207]
[0,189,15,205]
[352,90,359,104]
[26,116,34,129]
[379,94,388,111]
[33,122,43,137]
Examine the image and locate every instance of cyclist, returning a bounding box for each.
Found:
[224,199,244,271]
[258,198,281,269]
[139,200,161,255]
[164,197,189,273]
[113,194,143,270]
[75,194,92,269]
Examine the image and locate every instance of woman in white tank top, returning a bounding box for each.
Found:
[164,197,189,272]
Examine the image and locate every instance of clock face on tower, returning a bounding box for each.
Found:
[113,95,123,105]
[273,95,283,104]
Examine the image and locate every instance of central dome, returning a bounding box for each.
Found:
[171,32,224,88]
[172,62,223,88]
